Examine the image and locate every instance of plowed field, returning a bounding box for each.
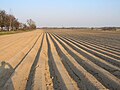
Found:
[0,29,120,90]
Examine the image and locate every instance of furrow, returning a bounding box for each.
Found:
[0,33,42,89]
[0,31,33,52]
[59,35,120,59]
[52,33,120,89]
[0,36,23,53]
[26,33,53,90]
[53,34,120,78]
[0,33,36,61]
[60,34,120,53]
[0,34,24,48]
[47,34,78,90]
[70,35,120,53]
[49,34,107,90]
[2,33,43,90]
[55,34,120,68]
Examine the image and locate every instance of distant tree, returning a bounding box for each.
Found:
[91,27,94,30]
[0,10,6,31]
[0,9,36,31]
[27,19,36,29]
[4,14,10,31]
[9,15,16,31]
[23,23,28,30]
[102,27,116,31]
[13,19,20,30]
[0,9,22,31]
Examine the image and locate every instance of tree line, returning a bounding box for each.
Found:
[0,10,36,31]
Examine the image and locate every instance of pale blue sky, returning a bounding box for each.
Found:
[1,0,120,27]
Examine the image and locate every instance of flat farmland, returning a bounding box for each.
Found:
[0,29,120,90]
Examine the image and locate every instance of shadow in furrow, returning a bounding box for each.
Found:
[49,34,85,90]
[70,35,120,53]
[52,34,120,89]
[14,34,42,70]
[46,33,67,90]
[25,34,44,90]
[55,34,120,68]
[59,35,120,60]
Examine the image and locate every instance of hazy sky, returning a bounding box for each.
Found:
[1,0,120,27]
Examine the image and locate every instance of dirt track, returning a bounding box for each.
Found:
[0,29,120,90]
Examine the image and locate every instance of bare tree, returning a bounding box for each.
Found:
[0,10,6,31]
[13,19,20,30]
[0,9,36,31]
[27,19,36,29]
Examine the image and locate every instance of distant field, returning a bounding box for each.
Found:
[0,29,120,90]
[0,30,34,36]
